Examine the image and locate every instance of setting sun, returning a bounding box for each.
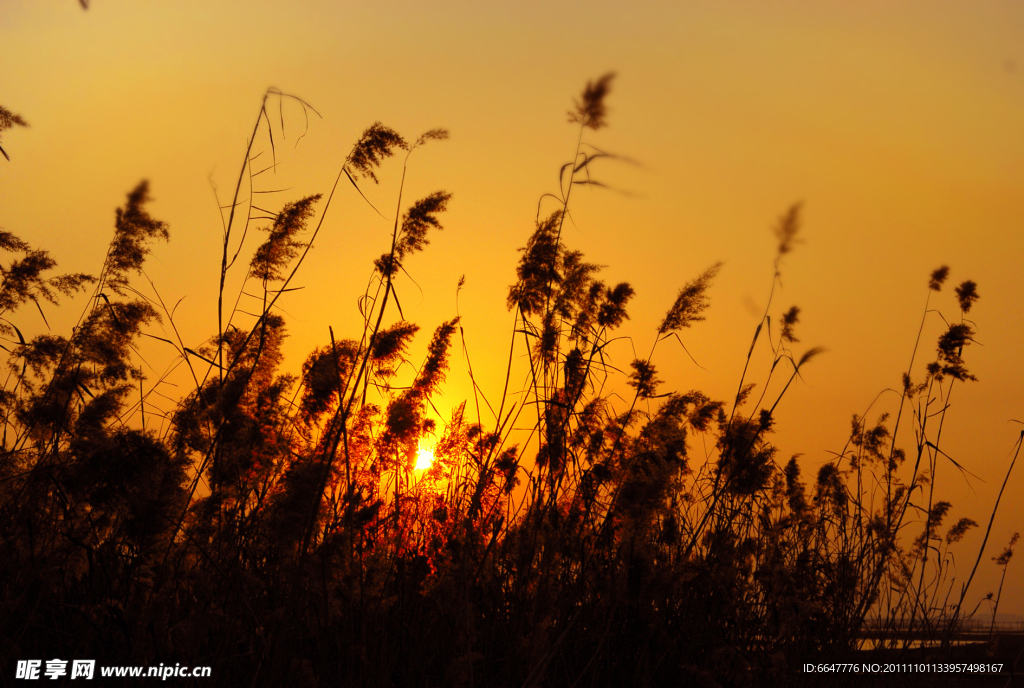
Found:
[414,445,435,471]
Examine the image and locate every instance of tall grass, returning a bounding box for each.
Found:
[0,79,1018,687]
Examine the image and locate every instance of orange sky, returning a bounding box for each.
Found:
[2,0,1023,614]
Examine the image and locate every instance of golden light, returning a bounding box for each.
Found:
[414,445,435,471]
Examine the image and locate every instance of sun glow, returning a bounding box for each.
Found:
[414,445,435,471]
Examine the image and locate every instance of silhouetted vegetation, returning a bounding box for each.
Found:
[0,105,28,161]
[1,79,1020,687]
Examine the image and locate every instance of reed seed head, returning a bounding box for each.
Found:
[568,73,615,130]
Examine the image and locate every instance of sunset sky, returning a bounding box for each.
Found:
[2,1,1023,612]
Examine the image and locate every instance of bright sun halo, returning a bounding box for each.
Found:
[415,446,435,471]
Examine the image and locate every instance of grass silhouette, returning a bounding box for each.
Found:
[0,78,1020,687]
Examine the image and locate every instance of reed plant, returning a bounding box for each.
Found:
[0,78,1018,687]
